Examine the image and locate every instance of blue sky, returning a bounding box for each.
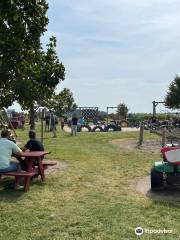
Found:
[13,0,180,113]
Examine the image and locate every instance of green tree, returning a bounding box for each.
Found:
[0,0,48,108]
[117,103,129,119]
[45,88,77,116]
[15,37,65,129]
[165,75,180,109]
[0,1,65,129]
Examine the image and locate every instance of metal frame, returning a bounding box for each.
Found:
[152,101,165,117]
[76,107,99,122]
[0,109,17,137]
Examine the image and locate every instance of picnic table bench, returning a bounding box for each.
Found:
[2,170,36,192]
[0,151,57,192]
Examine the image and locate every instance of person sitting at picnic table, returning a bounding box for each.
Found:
[0,129,22,173]
[22,130,44,152]
[18,130,44,170]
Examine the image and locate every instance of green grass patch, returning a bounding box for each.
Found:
[0,126,180,240]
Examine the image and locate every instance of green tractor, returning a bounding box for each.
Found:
[151,144,180,190]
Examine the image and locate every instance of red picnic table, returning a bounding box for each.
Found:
[2,151,50,191]
[19,151,50,181]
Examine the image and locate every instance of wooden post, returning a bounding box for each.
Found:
[152,100,156,118]
[106,107,109,124]
[162,128,166,147]
[138,122,144,146]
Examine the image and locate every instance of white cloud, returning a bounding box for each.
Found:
[44,0,180,112]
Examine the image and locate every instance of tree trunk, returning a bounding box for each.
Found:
[30,105,35,130]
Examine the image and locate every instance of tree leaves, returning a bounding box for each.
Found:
[0,0,65,112]
[165,75,180,109]
[117,103,129,119]
[44,88,77,116]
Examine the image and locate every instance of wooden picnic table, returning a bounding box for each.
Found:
[1,151,57,191]
[18,151,50,181]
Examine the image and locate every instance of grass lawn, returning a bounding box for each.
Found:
[0,125,180,240]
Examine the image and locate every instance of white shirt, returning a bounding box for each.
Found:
[0,138,22,169]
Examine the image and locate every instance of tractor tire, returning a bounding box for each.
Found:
[116,125,122,131]
[151,168,163,190]
[92,126,104,132]
[120,120,128,127]
[104,124,121,132]
[80,125,91,132]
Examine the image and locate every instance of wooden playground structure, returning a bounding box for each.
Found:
[0,108,17,137]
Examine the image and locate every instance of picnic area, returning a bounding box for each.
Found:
[0,124,180,240]
[1,1,180,239]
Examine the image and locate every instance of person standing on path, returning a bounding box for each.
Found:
[71,115,78,136]
[45,113,50,132]
[60,117,65,130]
[50,111,57,137]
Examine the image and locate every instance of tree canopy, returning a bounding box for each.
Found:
[0,0,65,129]
[165,75,180,109]
[45,88,77,116]
[0,0,49,108]
[117,103,128,119]
[15,37,65,110]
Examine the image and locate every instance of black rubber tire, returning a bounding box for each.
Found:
[151,168,163,190]
[92,126,104,132]
[104,124,121,132]
[116,125,122,131]
[80,125,91,132]
[144,125,149,130]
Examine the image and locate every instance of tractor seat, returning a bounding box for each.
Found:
[161,147,180,165]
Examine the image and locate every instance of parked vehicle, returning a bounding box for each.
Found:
[151,144,180,190]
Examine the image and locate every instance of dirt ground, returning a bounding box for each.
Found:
[45,160,68,175]
[133,176,180,202]
[110,138,161,153]
[111,138,180,201]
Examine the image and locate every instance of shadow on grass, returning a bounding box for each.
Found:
[135,175,180,206]
[0,179,46,202]
[0,190,25,202]
[146,186,180,205]
[0,177,30,202]
[0,184,25,202]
